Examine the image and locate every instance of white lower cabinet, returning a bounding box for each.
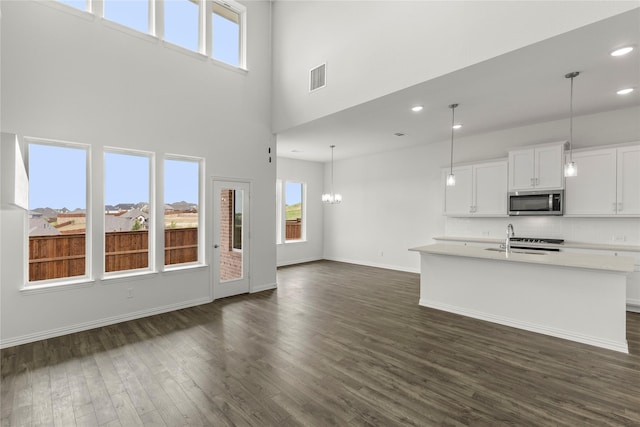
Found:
[565,144,640,216]
[444,160,507,216]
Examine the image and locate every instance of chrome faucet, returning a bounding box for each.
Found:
[505,223,515,253]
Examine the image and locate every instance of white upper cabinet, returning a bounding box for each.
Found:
[508,142,564,191]
[444,161,507,216]
[564,144,640,216]
[565,148,617,215]
[617,145,640,215]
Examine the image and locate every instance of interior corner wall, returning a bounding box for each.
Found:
[277,157,324,266]
[271,0,638,133]
[0,0,276,347]
[322,107,640,273]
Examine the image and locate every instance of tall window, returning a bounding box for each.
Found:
[27,140,89,283]
[164,157,201,266]
[164,0,200,52]
[212,1,242,67]
[104,150,153,273]
[103,0,149,33]
[284,182,304,242]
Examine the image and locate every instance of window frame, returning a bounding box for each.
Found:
[160,0,203,54]
[282,180,306,244]
[103,147,156,278]
[207,0,246,69]
[162,154,205,270]
[24,137,92,287]
[54,0,247,70]
[99,0,154,35]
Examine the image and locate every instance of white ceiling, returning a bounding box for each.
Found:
[276,8,640,163]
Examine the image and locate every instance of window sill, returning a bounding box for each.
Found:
[101,270,158,284]
[20,278,96,295]
[163,263,208,273]
[284,239,308,245]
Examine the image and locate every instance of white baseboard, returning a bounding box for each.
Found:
[276,257,322,267]
[324,256,420,274]
[627,299,640,313]
[251,282,277,293]
[419,299,629,354]
[0,297,211,349]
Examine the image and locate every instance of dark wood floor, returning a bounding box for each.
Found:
[2,260,639,426]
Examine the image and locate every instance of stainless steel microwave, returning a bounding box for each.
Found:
[508,190,564,216]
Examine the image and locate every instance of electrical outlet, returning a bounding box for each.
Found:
[379,251,384,257]
[612,235,626,243]
[127,288,133,299]
[482,231,491,237]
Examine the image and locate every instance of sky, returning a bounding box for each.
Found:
[29,144,87,211]
[285,182,302,206]
[60,0,240,67]
[29,144,199,210]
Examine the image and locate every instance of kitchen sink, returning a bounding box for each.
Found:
[484,248,548,255]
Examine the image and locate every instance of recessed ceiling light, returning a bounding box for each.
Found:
[611,46,634,57]
[452,124,462,129]
[411,105,423,112]
[617,88,634,95]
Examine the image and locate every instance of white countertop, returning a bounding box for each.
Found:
[410,243,635,272]
[433,236,640,253]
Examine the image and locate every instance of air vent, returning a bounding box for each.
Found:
[309,63,326,92]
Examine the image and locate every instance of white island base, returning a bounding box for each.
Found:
[413,245,631,353]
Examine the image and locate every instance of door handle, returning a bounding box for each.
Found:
[214,244,220,248]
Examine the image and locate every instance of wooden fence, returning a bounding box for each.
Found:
[29,228,198,281]
[286,219,302,240]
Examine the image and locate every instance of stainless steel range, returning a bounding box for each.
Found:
[509,237,564,252]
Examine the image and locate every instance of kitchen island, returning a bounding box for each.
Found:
[410,243,634,353]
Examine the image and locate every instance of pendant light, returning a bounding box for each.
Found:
[446,103,459,186]
[564,72,579,177]
[322,145,342,204]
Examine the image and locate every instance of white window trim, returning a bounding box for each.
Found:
[208,0,247,70]
[276,179,283,245]
[23,136,93,287]
[102,147,156,278]
[53,0,247,70]
[283,180,307,244]
[162,154,206,270]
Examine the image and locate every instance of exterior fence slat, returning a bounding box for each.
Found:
[29,228,198,281]
[285,219,302,240]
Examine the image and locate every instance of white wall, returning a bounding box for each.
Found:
[323,106,640,273]
[277,157,324,266]
[0,1,276,347]
[271,0,638,133]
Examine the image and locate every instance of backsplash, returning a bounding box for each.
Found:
[445,216,640,246]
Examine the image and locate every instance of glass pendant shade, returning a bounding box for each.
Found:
[564,161,577,177]
[446,173,456,186]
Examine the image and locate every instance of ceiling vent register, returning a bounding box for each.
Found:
[310,63,326,92]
